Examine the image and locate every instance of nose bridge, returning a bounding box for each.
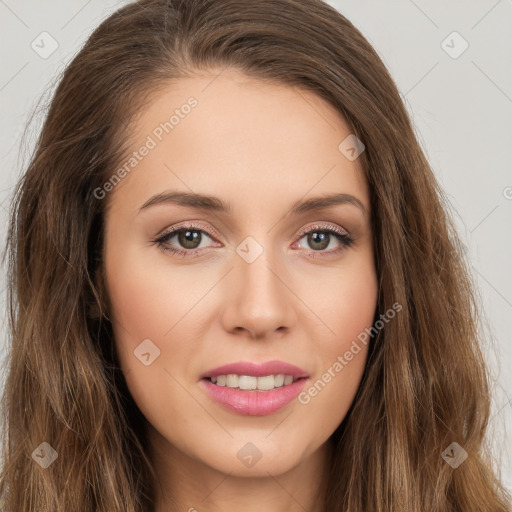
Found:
[222,235,296,337]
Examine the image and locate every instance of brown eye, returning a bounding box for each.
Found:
[154,225,216,255]
[176,229,202,249]
[295,225,354,255]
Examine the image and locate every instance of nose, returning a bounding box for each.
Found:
[220,243,297,339]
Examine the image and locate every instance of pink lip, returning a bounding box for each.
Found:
[200,360,309,380]
[198,360,310,416]
[199,377,309,416]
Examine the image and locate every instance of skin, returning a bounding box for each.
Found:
[102,69,378,512]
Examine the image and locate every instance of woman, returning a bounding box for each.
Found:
[1,0,510,510]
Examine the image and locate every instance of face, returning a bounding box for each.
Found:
[102,69,378,479]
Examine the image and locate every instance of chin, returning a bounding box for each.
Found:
[194,436,312,478]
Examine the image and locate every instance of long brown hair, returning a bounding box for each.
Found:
[1,0,510,510]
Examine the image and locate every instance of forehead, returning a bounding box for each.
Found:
[106,70,370,218]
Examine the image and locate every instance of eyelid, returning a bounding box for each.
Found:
[295,222,350,239]
[156,221,221,242]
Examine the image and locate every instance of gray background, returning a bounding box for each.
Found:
[1,0,511,493]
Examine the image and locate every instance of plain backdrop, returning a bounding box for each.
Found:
[0,0,511,494]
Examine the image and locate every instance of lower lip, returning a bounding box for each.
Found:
[199,377,309,416]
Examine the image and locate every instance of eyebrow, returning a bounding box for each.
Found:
[138,191,367,217]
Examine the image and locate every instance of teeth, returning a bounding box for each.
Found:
[257,375,276,390]
[226,374,239,387]
[238,375,257,390]
[209,373,299,390]
[273,374,285,387]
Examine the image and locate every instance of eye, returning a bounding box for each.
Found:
[153,224,219,257]
[294,224,355,255]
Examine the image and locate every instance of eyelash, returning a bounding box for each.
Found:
[152,223,355,258]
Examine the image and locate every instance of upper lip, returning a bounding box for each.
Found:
[200,360,310,380]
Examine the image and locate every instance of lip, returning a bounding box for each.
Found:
[199,377,309,416]
[198,360,310,416]
[199,360,310,380]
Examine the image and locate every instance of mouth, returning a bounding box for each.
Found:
[199,360,310,415]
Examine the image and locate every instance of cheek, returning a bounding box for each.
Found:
[103,245,202,427]
[103,241,222,408]
[105,257,169,349]
[332,277,377,350]
[307,250,378,354]
[104,241,211,351]
[297,255,377,417]
[103,244,179,400]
